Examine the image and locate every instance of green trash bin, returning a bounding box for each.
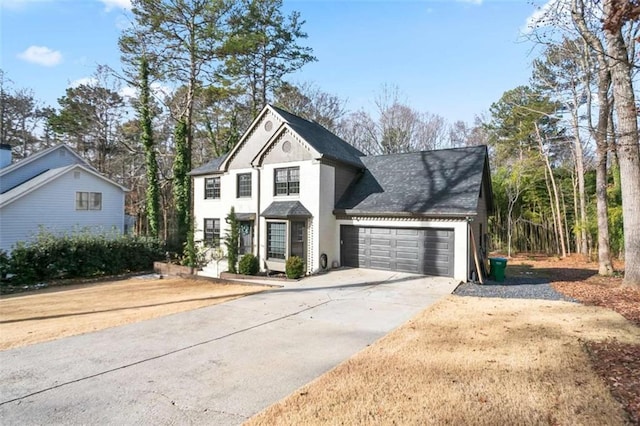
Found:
[489,257,507,282]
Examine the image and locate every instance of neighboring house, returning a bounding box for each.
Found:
[190,105,493,282]
[0,144,128,253]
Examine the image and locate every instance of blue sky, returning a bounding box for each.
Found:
[1,0,545,124]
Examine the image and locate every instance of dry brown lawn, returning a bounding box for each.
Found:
[247,295,640,425]
[0,276,269,350]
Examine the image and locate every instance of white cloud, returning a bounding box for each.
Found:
[99,0,132,12]
[521,0,571,35]
[119,85,137,99]
[117,83,172,101]
[70,77,98,88]
[18,45,62,67]
[150,82,172,99]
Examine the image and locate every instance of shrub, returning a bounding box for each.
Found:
[285,255,305,279]
[225,207,239,273]
[0,249,10,279]
[238,253,259,275]
[7,231,165,285]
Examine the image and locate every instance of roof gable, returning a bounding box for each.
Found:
[189,105,365,176]
[0,144,91,177]
[269,105,365,168]
[0,144,95,194]
[0,164,128,209]
[335,145,491,217]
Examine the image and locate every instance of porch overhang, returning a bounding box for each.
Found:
[235,212,256,221]
[261,201,312,219]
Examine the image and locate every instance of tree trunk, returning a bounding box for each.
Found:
[536,122,566,258]
[561,184,571,255]
[570,108,588,255]
[572,171,581,254]
[571,2,614,275]
[604,0,640,286]
[543,167,560,255]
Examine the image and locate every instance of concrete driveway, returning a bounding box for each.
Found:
[0,268,458,425]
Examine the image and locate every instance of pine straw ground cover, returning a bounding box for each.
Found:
[506,255,640,424]
[247,256,640,425]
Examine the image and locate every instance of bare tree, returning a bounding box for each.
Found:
[602,0,640,286]
[274,81,347,133]
[339,85,450,155]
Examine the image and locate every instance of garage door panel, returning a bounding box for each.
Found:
[396,240,419,248]
[370,228,391,235]
[396,262,420,273]
[370,260,391,269]
[396,229,419,236]
[370,238,391,246]
[370,249,392,257]
[396,250,418,260]
[341,225,455,278]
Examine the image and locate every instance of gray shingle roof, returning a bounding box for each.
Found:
[270,105,365,168]
[188,152,229,176]
[261,201,312,219]
[335,145,489,217]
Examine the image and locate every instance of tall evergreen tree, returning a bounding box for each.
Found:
[222,0,316,117]
[120,0,231,251]
[172,120,194,263]
[138,56,160,238]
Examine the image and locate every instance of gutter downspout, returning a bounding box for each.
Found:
[255,166,261,266]
[466,216,472,282]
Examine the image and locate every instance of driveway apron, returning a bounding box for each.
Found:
[0,268,458,425]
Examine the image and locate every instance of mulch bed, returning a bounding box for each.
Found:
[506,255,639,424]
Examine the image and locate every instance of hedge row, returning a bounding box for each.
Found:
[2,232,165,285]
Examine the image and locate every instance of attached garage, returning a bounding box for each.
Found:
[340,225,455,277]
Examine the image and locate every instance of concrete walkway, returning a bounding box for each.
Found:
[0,268,458,425]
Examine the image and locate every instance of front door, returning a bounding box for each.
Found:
[290,221,306,262]
[239,221,254,255]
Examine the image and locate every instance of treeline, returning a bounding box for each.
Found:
[0,1,485,254]
[486,0,640,287]
[1,0,638,286]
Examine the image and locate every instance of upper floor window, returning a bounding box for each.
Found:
[237,173,252,198]
[204,218,220,247]
[205,177,220,199]
[274,167,299,196]
[76,192,102,210]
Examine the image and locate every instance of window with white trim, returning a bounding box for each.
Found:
[267,222,286,260]
[205,177,220,199]
[274,167,299,196]
[204,218,220,247]
[76,192,102,210]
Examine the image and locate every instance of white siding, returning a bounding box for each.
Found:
[226,110,284,170]
[318,164,337,269]
[193,169,258,249]
[259,159,321,273]
[0,147,85,193]
[0,169,125,252]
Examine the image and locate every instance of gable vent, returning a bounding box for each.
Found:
[74,171,81,179]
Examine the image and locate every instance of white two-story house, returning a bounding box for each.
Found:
[191,105,493,282]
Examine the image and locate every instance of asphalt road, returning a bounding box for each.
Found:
[0,268,458,425]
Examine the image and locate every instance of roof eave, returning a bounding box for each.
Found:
[188,169,224,177]
[333,210,478,219]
